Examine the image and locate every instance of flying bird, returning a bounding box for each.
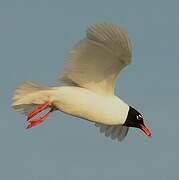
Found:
[12,23,151,141]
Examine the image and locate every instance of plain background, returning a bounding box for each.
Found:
[0,0,178,179]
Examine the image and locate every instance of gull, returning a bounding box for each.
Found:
[12,23,151,141]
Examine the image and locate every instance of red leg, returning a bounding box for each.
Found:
[26,108,53,129]
[27,101,50,121]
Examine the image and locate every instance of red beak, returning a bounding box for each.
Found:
[140,124,152,138]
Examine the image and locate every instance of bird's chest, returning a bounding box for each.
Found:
[53,87,128,125]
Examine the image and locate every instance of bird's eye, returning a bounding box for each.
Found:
[137,114,143,120]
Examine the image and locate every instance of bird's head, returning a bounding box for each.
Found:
[123,106,152,138]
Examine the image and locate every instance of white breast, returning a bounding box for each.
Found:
[52,86,129,125]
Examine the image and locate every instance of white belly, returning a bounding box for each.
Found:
[52,86,129,125]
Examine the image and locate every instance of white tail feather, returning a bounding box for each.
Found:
[12,81,52,115]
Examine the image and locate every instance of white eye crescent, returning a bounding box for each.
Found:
[137,114,143,120]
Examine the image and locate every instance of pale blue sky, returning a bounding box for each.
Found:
[0,0,178,179]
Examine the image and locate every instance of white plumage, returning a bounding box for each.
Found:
[59,23,132,95]
[12,23,133,141]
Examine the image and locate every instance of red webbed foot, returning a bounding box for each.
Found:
[26,101,54,129]
[27,101,50,121]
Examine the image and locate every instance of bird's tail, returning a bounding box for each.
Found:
[12,81,53,115]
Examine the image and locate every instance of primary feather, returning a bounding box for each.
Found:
[95,123,129,141]
[59,23,132,95]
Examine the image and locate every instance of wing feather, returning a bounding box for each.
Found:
[95,123,129,141]
[59,23,132,95]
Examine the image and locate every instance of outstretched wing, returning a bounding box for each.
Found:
[59,23,132,95]
[95,123,129,141]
